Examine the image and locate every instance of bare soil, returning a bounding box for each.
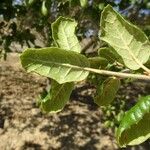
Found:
[0,54,150,150]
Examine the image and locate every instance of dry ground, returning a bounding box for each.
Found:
[0,54,150,150]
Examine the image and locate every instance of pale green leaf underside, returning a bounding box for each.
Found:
[48,17,82,113]
[40,80,74,113]
[20,47,89,84]
[117,95,150,147]
[52,16,81,53]
[94,77,120,106]
[100,5,150,70]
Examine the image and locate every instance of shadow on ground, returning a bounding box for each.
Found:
[0,60,150,150]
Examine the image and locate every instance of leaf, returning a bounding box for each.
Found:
[100,5,150,70]
[98,3,105,10]
[20,47,90,84]
[117,95,150,147]
[80,0,88,8]
[145,58,150,68]
[94,77,120,106]
[39,80,74,113]
[45,17,82,113]
[98,47,123,64]
[26,0,35,6]
[52,16,81,53]
[88,57,108,69]
[41,1,48,16]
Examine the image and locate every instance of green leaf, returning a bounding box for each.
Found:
[52,16,81,53]
[41,1,48,16]
[80,0,88,8]
[44,16,82,113]
[26,0,35,6]
[94,77,120,106]
[39,80,74,113]
[145,58,150,68]
[117,95,150,147]
[98,47,123,64]
[88,57,108,69]
[100,5,150,70]
[98,3,105,11]
[20,47,89,84]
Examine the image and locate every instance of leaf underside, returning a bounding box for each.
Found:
[39,16,82,113]
[52,16,81,53]
[40,80,74,113]
[43,16,80,113]
[100,5,150,70]
[117,95,150,147]
[20,47,89,84]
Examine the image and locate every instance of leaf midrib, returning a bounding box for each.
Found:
[115,22,150,73]
[61,21,70,50]
[26,57,86,71]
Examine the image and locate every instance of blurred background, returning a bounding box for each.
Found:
[0,0,150,150]
[0,0,150,56]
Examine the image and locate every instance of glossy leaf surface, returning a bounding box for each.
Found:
[117,95,150,147]
[100,5,150,70]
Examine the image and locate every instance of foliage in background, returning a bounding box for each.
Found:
[1,0,150,148]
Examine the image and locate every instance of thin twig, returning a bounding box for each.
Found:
[64,64,150,80]
[83,67,150,80]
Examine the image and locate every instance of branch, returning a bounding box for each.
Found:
[83,67,150,81]
[63,64,150,80]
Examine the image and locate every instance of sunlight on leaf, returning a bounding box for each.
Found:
[52,16,81,53]
[100,5,150,71]
[20,47,89,84]
[117,95,150,147]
